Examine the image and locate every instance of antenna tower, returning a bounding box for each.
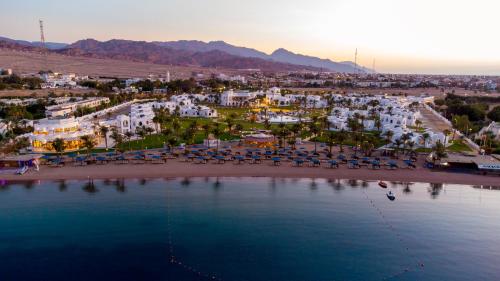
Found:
[39,19,48,72]
[39,20,46,46]
[354,48,358,75]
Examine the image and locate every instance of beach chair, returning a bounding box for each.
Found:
[293,158,304,167]
[272,157,281,166]
[387,161,399,170]
[133,155,145,164]
[234,155,245,165]
[327,160,339,169]
[214,155,226,164]
[348,160,360,169]
[151,155,164,164]
[404,160,416,169]
[95,156,108,165]
[251,155,262,164]
[115,155,129,164]
[74,156,87,166]
[371,160,381,170]
[310,158,321,167]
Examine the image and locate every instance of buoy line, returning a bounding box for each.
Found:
[361,189,425,280]
[165,186,224,281]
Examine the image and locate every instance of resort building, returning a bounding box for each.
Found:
[220,90,260,107]
[41,73,78,89]
[28,117,96,152]
[477,122,500,140]
[45,97,110,118]
[130,100,218,133]
[327,94,444,148]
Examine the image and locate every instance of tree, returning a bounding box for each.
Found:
[309,122,321,153]
[211,123,223,152]
[109,129,123,152]
[415,119,423,129]
[336,130,347,153]
[443,129,451,145]
[422,133,430,148]
[374,117,382,132]
[361,140,375,157]
[14,137,31,152]
[325,131,336,158]
[52,138,66,158]
[136,127,147,150]
[487,106,500,122]
[80,135,95,156]
[384,130,394,145]
[99,126,110,150]
[124,131,134,151]
[432,140,447,161]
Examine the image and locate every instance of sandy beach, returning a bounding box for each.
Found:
[3,159,499,186]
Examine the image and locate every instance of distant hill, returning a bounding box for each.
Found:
[0,35,370,73]
[155,40,371,73]
[0,36,68,50]
[56,39,323,72]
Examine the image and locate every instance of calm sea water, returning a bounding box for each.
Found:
[0,178,499,281]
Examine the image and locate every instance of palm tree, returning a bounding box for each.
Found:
[79,135,95,157]
[124,131,133,151]
[336,130,347,153]
[109,129,123,152]
[394,139,403,157]
[211,123,223,152]
[52,138,66,158]
[136,127,147,150]
[361,140,375,157]
[443,129,451,145]
[325,131,336,158]
[99,125,110,150]
[415,120,423,130]
[225,117,234,134]
[401,133,411,155]
[374,117,382,132]
[432,140,447,163]
[309,122,321,153]
[422,133,430,149]
[384,130,394,145]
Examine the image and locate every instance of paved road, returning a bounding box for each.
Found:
[419,107,452,133]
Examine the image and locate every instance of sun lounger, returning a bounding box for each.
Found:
[327,160,339,169]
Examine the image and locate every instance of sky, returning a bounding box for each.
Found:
[1,0,500,75]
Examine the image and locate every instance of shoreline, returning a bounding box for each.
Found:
[2,161,499,186]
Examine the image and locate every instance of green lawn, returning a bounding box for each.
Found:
[447,140,472,152]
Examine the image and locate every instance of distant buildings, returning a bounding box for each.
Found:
[45,97,110,118]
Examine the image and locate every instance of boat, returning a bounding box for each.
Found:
[386,191,396,201]
[16,166,28,175]
[378,181,388,188]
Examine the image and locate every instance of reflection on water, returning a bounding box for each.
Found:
[1,177,500,281]
[1,178,499,200]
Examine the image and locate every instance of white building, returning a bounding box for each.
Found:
[220,90,260,107]
[478,122,500,141]
[45,97,110,118]
[29,117,96,152]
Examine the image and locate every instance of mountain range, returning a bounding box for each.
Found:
[0,36,371,73]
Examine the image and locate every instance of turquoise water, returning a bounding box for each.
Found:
[0,178,499,281]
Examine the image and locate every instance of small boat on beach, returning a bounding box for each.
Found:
[16,166,28,175]
[378,181,388,188]
[386,191,396,201]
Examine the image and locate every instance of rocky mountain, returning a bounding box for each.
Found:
[56,39,323,71]
[155,40,370,73]
[0,35,368,72]
[154,40,270,60]
[0,36,68,50]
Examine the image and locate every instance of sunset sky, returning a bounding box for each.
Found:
[2,0,499,75]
